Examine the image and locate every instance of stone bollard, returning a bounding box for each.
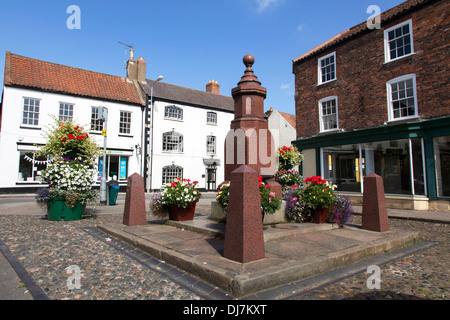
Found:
[362,173,390,232]
[223,165,265,263]
[123,173,147,226]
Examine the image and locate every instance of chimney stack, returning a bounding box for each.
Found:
[206,80,220,94]
[127,49,147,82]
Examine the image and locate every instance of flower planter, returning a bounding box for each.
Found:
[168,201,197,221]
[311,207,329,224]
[47,198,85,221]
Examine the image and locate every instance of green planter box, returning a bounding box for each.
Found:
[47,198,85,221]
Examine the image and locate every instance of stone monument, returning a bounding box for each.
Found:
[223,54,282,198]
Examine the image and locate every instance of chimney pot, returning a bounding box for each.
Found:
[206,80,220,94]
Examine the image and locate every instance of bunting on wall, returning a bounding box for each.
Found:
[23,154,53,165]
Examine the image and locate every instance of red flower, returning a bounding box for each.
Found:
[61,137,66,142]
[85,133,89,138]
[171,182,177,187]
[193,181,198,185]
[68,134,75,140]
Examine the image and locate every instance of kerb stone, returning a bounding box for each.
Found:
[362,173,390,232]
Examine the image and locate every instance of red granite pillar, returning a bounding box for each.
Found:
[224,55,278,184]
[362,173,390,232]
[123,173,147,226]
[223,165,265,263]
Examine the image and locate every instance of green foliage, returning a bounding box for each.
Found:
[277,145,303,170]
[300,176,336,209]
[215,176,282,215]
[161,178,202,208]
[37,116,102,163]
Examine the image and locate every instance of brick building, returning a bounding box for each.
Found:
[292,0,449,210]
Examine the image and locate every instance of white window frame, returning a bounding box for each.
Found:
[164,105,183,121]
[318,52,336,85]
[21,97,41,128]
[162,165,183,185]
[384,19,415,63]
[319,96,339,132]
[207,111,217,125]
[58,102,74,122]
[90,107,104,132]
[386,74,418,122]
[119,110,132,135]
[162,132,184,153]
[206,135,216,155]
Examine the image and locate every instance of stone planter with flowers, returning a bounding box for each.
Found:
[150,178,202,221]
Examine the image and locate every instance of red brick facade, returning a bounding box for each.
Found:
[293,0,449,139]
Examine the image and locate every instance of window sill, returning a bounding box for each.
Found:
[20,125,41,130]
[317,79,337,87]
[118,134,133,138]
[387,116,419,124]
[164,117,184,122]
[207,123,218,126]
[16,181,45,185]
[162,151,184,154]
[384,52,416,65]
[319,128,340,134]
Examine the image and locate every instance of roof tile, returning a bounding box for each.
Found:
[4,51,143,105]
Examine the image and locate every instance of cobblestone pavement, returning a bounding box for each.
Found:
[0,209,448,300]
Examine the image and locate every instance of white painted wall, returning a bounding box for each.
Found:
[149,100,234,190]
[267,110,296,148]
[0,86,143,189]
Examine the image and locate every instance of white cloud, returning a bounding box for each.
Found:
[255,0,283,13]
[297,24,304,31]
[281,83,291,90]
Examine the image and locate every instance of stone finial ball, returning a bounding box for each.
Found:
[243,54,255,67]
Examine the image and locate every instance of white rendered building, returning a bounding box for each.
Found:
[0,51,235,193]
[0,51,145,192]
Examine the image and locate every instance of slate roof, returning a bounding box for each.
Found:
[3,51,143,105]
[141,79,234,113]
[293,0,432,64]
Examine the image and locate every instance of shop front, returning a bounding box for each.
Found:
[294,116,450,208]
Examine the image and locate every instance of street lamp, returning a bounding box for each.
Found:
[146,76,163,192]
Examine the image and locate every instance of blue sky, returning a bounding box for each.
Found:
[0,0,405,115]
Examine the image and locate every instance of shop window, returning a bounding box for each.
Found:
[17,152,48,182]
[322,138,425,196]
[322,144,361,193]
[434,136,450,197]
[98,155,129,181]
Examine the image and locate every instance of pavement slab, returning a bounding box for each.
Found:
[98,215,420,298]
